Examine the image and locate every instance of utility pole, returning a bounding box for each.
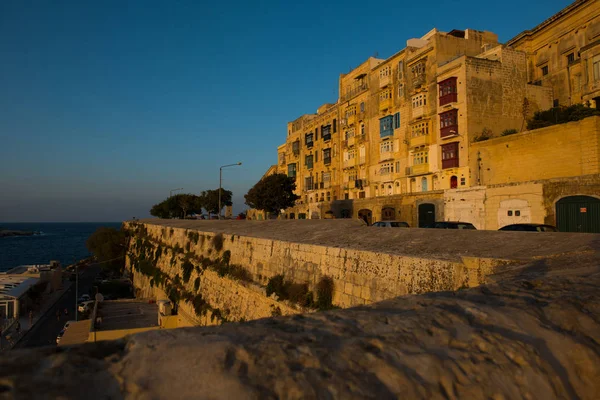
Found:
[218,162,242,219]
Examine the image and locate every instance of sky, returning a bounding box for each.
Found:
[0,0,573,222]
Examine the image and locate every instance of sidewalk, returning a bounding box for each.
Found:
[0,280,73,351]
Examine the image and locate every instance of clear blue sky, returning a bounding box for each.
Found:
[0,0,572,222]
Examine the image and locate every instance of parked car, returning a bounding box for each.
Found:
[499,223,558,232]
[424,221,477,230]
[372,221,410,228]
[78,300,94,313]
[56,329,65,344]
[78,294,90,303]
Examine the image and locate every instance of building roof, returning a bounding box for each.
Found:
[0,276,39,300]
[95,300,158,332]
[58,320,91,347]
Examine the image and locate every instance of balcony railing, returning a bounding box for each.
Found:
[439,92,457,106]
[442,159,459,169]
[379,151,394,161]
[342,83,368,102]
[409,134,430,148]
[379,98,392,112]
[379,74,391,88]
[440,125,458,138]
[408,163,429,176]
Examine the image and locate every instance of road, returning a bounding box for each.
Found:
[15,265,101,349]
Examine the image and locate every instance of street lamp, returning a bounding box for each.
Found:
[219,162,242,219]
[170,188,183,197]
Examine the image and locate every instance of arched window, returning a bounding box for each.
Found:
[421,177,428,192]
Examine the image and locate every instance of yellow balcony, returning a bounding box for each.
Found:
[409,134,430,148]
[343,159,355,168]
[346,114,356,126]
[379,151,393,162]
[379,74,391,88]
[409,163,429,176]
[379,98,391,112]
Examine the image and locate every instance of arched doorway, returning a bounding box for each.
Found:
[381,207,395,221]
[358,209,372,225]
[418,203,435,227]
[556,196,600,233]
[450,176,458,189]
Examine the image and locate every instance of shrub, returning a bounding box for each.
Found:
[473,128,492,142]
[266,275,285,298]
[212,233,224,252]
[221,250,231,265]
[527,104,600,130]
[316,276,334,310]
[501,128,518,136]
[181,260,194,283]
[194,277,200,291]
[286,282,313,307]
[227,264,252,282]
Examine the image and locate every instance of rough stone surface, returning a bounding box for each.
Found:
[134,219,598,261]
[2,251,599,399]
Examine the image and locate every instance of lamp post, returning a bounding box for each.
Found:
[170,188,183,198]
[219,162,242,219]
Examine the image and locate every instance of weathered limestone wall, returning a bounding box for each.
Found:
[127,228,300,326]
[125,221,513,325]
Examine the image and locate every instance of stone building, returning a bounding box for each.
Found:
[260,0,600,232]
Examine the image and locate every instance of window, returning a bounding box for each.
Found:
[304,176,313,191]
[315,151,318,162]
[440,109,458,138]
[553,99,559,108]
[450,175,458,189]
[460,177,466,186]
[567,53,575,64]
[305,154,313,169]
[305,133,314,148]
[279,153,286,166]
[360,124,365,136]
[287,163,297,178]
[379,66,391,78]
[345,105,357,119]
[323,172,331,188]
[507,210,513,216]
[323,148,331,164]
[380,115,394,138]
[360,102,365,112]
[333,119,337,133]
[515,210,521,217]
[292,140,300,155]
[322,125,331,141]
[413,150,428,165]
[398,84,405,98]
[380,162,394,175]
[395,161,400,172]
[380,141,393,153]
[541,65,549,76]
[345,127,355,140]
[411,121,429,137]
[411,61,425,79]
[393,112,400,129]
[442,142,459,169]
[439,77,457,105]
[412,93,427,108]
[594,56,600,82]
[397,61,404,79]
[421,177,428,192]
[315,127,318,140]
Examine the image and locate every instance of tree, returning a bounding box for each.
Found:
[244,173,300,215]
[150,194,204,219]
[86,227,128,273]
[200,189,232,217]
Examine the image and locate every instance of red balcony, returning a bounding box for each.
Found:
[439,92,457,106]
[440,124,458,138]
[442,158,459,169]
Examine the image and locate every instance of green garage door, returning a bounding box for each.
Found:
[556,196,600,233]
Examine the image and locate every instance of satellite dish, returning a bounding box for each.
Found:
[95,293,104,302]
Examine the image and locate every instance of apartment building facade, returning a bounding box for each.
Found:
[258,0,600,232]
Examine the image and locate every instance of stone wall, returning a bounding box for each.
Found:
[125,220,596,326]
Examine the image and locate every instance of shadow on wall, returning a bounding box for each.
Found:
[329,200,354,219]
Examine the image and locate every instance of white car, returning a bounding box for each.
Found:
[78,301,94,313]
